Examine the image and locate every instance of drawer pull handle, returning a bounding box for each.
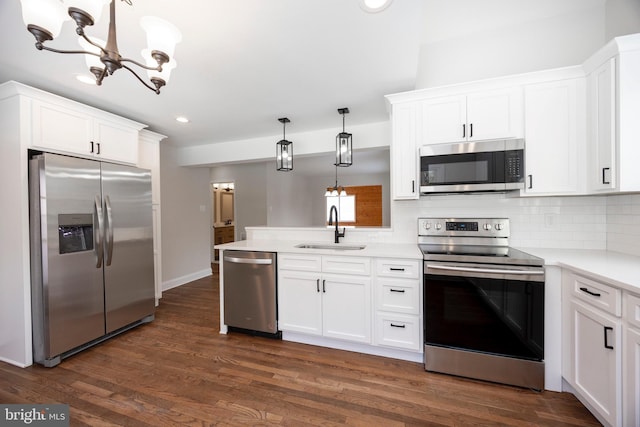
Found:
[604,326,614,349]
[390,289,405,293]
[390,323,406,329]
[579,287,601,297]
[390,268,405,272]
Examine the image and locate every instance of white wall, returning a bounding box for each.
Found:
[606,0,640,40]
[160,143,212,290]
[210,162,268,240]
[267,166,315,227]
[416,0,607,88]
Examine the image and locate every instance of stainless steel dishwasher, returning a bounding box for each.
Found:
[223,250,279,337]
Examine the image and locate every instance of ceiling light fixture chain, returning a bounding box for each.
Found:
[20,0,182,94]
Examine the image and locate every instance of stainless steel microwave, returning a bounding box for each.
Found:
[419,139,525,194]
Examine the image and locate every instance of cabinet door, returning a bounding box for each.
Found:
[572,300,622,427]
[277,270,322,335]
[466,87,523,141]
[391,102,419,199]
[589,58,616,192]
[31,100,94,155]
[626,327,640,427]
[421,95,466,144]
[523,78,583,195]
[322,274,371,343]
[94,118,139,164]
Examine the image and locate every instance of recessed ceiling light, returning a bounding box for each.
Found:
[176,116,190,123]
[76,74,96,85]
[359,0,393,13]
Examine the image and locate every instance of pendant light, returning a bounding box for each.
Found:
[276,117,293,171]
[336,108,353,167]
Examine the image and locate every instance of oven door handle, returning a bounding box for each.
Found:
[426,264,544,276]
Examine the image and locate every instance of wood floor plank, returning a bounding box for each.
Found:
[0,265,601,426]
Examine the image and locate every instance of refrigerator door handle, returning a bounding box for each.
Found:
[94,195,104,268]
[104,195,114,266]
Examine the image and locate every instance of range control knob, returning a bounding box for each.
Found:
[495,223,504,231]
[423,222,431,230]
[435,223,442,230]
[483,223,492,231]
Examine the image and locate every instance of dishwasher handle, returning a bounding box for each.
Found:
[224,256,273,265]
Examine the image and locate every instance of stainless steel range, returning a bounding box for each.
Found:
[419,217,545,390]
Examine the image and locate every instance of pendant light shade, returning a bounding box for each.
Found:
[276,117,293,171]
[336,107,353,167]
[20,0,69,40]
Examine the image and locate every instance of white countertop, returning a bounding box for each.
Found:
[215,239,423,260]
[518,247,640,293]
[216,240,639,292]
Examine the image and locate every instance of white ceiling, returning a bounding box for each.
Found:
[0,0,423,147]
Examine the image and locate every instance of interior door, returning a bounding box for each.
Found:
[101,162,155,333]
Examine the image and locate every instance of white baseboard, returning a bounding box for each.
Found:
[162,268,212,292]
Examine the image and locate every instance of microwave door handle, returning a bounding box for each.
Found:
[104,195,114,267]
[94,196,104,268]
[427,264,544,276]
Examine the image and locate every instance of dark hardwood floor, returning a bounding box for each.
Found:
[0,264,600,426]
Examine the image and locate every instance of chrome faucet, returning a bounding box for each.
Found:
[328,205,346,244]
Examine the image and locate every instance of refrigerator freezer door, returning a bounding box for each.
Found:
[29,153,105,362]
[101,162,155,333]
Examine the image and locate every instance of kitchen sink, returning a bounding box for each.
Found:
[295,243,366,250]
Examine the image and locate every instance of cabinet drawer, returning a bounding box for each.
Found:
[627,293,640,330]
[377,278,420,314]
[375,313,421,351]
[570,273,621,316]
[278,253,322,272]
[376,258,420,279]
[322,256,370,276]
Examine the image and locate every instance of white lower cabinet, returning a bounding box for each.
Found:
[277,254,371,344]
[374,258,422,351]
[625,294,640,427]
[277,253,423,355]
[570,300,622,427]
[563,270,623,427]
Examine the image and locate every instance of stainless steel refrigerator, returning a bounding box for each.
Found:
[29,152,155,367]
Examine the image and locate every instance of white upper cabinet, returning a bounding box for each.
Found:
[522,76,586,196]
[421,87,523,145]
[585,34,640,193]
[589,58,617,192]
[30,97,144,165]
[389,102,419,200]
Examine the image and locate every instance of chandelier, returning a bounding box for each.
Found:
[19,0,182,94]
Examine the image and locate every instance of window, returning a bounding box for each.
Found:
[326,195,355,222]
[324,185,383,227]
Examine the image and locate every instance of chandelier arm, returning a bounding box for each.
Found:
[37,45,99,57]
[121,64,160,94]
[79,33,107,54]
[120,57,161,72]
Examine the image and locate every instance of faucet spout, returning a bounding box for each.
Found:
[328,205,346,244]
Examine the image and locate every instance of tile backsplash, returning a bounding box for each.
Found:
[406,192,639,256]
[411,193,607,250]
[606,194,640,256]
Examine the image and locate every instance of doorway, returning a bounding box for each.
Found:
[211,182,235,262]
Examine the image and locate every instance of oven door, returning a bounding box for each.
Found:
[424,261,545,361]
